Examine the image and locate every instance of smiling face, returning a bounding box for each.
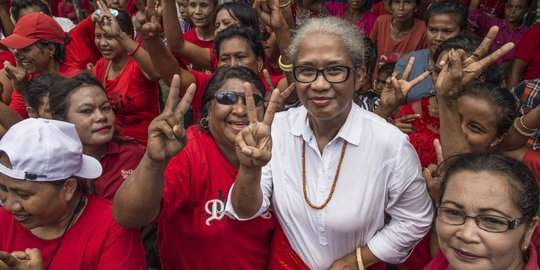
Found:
[437,170,536,270]
[207,78,264,152]
[426,14,461,55]
[94,25,125,60]
[188,0,215,28]
[457,94,501,152]
[14,43,53,74]
[294,31,364,124]
[0,156,73,230]
[65,85,115,149]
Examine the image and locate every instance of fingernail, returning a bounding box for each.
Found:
[242,148,252,155]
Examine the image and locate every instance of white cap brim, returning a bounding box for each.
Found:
[76,154,103,179]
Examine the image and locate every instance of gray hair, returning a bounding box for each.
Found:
[287,17,366,67]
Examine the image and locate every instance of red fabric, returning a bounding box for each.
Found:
[93,57,160,146]
[0,196,146,269]
[57,0,95,23]
[0,50,15,69]
[95,140,145,200]
[522,148,540,185]
[395,97,440,167]
[64,16,102,73]
[156,126,276,270]
[370,15,426,78]
[180,29,214,71]
[398,234,433,270]
[371,1,391,16]
[424,244,540,269]
[514,23,540,81]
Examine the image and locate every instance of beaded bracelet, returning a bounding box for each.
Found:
[513,117,537,137]
[356,247,365,270]
[127,42,141,57]
[278,55,293,72]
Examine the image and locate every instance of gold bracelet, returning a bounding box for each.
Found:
[356,247,365,270]
[278,55,293,72]
[279,0,292,8]
[519,116,536,132]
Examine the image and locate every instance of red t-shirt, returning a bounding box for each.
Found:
[180,29,214,72]
[94,57,160,146]
[0,50,15,69]
[370,15,427,77]
[514,24,540,81]
[64,16,102,72]
[157,126,277,270]
[371,1,391,16]
[522,148,540,184]
[96,140,145,201]
[0,196,146,269]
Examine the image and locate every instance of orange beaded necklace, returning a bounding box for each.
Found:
[302,140,348,209]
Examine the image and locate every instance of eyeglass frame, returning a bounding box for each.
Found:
[211,91,264,107]
[436,206,531,233]
[292,65,358,83]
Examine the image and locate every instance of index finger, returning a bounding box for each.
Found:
[262,69,275,91]
[263,89,281,126]
[279,83,295,100]
[243,82,258,124]
[467,26,499,65]
[475,42,514,71]
[163,74,181,113]
[433,138,444,165]
[97,0,110,15]
[402,56,416,81]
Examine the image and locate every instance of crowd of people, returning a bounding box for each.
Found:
[0,0,539,269]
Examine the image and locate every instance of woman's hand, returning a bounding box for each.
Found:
[134,0,163,40]
[423,139,444,203]
[236,83,292,169]
[376,57,429,118]
[96,0,124,39]
[253,0,286,30]
[0,249,44,270]
[394,113,421,134]
[4,58,28,92]
[146,74,195,162]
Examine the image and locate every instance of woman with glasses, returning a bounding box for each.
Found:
[113,67,295,269]
[424,152,539,270]
[226,16,434,270]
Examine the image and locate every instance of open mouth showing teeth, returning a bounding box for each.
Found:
[228,121,249,126]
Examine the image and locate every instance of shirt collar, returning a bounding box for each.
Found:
[289,104,362,147]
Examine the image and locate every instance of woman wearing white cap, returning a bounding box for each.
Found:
[0,118,146,269]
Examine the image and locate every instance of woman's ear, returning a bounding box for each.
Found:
[63,178,78,201]
[47,44,56,58]
[355,66,367,91]
[522,217,539,252]
[26,106,37,118]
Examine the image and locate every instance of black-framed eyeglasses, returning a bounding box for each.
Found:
[436,207,531,233]
[213,91,264,107]
[293,65,355,83]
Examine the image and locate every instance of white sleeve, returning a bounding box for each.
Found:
[225,162,274,221]
[367,138,434,264]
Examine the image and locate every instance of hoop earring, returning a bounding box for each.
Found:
[200,116,209,132]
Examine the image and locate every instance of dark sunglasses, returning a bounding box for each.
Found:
[214,91,264,107]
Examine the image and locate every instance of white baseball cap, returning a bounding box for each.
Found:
[0,118,102,181]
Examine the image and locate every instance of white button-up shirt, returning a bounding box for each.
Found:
[226,104,434,269]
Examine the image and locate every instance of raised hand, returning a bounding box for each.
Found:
[146,74,195,162]
[253,0,286,30]
[236,84,284,169]
[96,0,123,38]
[377,57,429,117]
[394,113,421,134]
[4,58,28,92]
[134,0,163,39]
[422,139,444,203]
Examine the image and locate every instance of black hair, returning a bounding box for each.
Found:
[426,0,468,30]
[459,81,518,137]
[389,0,421,7]
[11,0,51,22]
[199,66,265,126]
[213,2,259,32]
[433,35,482,63]
[34,39,67,62]
[214,25,264,60]
[439,152,539,221]
[22,73,65,112]
[378,62,396,76]
[49,72,106,120]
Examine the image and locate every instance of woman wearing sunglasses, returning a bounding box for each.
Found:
[424,153,539,270]
[113,67,296,269]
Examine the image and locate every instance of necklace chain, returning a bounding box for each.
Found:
[302,140,347,209]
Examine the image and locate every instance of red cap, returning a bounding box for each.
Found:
[0,13,66,49]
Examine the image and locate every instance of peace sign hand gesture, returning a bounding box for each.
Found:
[253,0,286,30]
[422,139,444,203]
[134,0,163,40]
[96,0,123,39]
[236,84,294,169]
[146,74,195,162]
